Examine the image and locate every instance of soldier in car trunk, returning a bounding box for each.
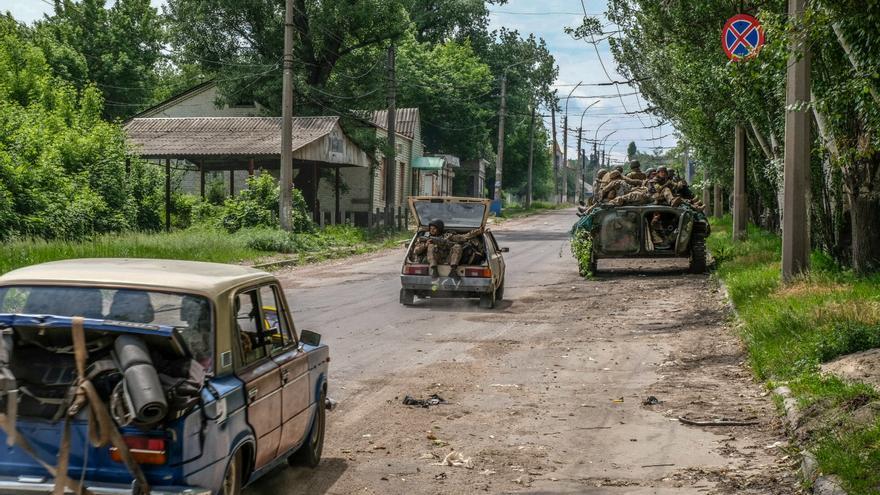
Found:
[412,220,484,278]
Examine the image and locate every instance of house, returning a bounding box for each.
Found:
[456,158,488,198]
[410,154,459,196]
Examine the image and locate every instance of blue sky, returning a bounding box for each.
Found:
[1,0,673,163]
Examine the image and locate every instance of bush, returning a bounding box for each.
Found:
[205,176,227,205]
[219,174,314,233]
[170,193,199,229]
[571,229,593,276]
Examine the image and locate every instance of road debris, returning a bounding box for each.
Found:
[403,394,447,408]
[436,450,474,469]
[642,396,662,405]
[678,416,760,427]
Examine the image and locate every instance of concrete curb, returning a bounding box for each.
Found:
[773,386,850,495]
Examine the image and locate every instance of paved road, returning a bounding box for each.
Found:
[247,209,796,494]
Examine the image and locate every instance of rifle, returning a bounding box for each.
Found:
[416,235,453,246]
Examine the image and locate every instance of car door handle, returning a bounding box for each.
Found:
[248,388,258,403]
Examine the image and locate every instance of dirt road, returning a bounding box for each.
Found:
[249,209,799,494]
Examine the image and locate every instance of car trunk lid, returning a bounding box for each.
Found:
[408,196,491,230]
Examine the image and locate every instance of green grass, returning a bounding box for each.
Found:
[709,216,880,494]
[0,225,410,275]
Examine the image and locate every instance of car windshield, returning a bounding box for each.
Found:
[413,201,486,229]
[0,285,214,370]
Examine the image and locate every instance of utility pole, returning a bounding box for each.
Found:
[575,128,583,201]
[551,104,559,203]
[527,104,535,208]
[782,0,811,280]
[494,74,507,203]
[279,0,294,231]
[733,124,748,240]
[385,43,397,225]
[561,115,568,203]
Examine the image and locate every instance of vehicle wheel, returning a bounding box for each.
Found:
[221,450,243,495]
[495,279,505,302]
[399,288,415,306]
[479,289,496,309]
[290,389,326,468]
[689,229,707,274]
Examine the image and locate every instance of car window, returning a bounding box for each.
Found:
[260,285,294,352]
[235,290,267,365]
[0,285,215,371]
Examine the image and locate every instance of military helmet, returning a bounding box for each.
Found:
[614,165,625,174]
[596,168,608,179]
[629,160,642,170]
[428,219,445,231]
[645,167,656,175]
[656,166,668,173]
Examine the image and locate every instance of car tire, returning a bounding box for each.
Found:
[221,450,243,495]
[290,389,326,468]
[495,279,505,302]
[689,227,707,274]
[479,289,496,309]
[399,288,415,306]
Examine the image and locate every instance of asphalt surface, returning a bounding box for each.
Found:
[246,208,797,495]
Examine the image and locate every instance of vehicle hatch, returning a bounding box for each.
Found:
[408,196,491,230]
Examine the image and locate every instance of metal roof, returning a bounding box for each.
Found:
[124,116,342,158]
[0,259,272,297]
[371,108,419,139]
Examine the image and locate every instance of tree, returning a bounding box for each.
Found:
[36,0,165,120]
[627,141,637,160]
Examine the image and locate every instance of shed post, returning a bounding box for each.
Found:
[199,165,205,199]
[229,170,234,197]
[165,159,171,232]
[335,167,341,224]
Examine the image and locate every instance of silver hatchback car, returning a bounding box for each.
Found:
[400,197,508,309]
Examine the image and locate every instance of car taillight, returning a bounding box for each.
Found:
[464,267,492,278]
[110,436,167,465]
[403,264,429,275]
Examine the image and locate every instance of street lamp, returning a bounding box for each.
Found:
[561,81,583,203]
[577,101,599,201]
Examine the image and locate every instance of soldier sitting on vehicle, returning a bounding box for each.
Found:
[600,170,646,202]
[648,166,683,207]
[411,219,485,279]
[626,160,647,181]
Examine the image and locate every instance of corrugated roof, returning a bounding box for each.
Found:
[124,116,340,157]
[371,108,419,139]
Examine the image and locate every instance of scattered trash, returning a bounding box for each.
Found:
[434,472,447,480]
[403,394,447,408]
[641,463,675,468]
[611,397,624,403]
[764,441,785,450]
[678,416,760,427]
[435,450,474,469]
[419,452,436,460]
[642,396,662,406]
[480,469,496,475]
[490,384,520,388]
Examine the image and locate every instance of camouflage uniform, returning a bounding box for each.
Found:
[650,214,669,245]
[609,187,653,206]
[626,171,647,181]
[649,179,678,206]
[413,228,484,267]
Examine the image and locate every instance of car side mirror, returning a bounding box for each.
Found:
[300,329,321,347]
[500,247,510,253]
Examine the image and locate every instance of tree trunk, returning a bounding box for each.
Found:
[845,153,880,274]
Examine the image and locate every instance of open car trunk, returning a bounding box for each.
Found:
[408,196,491,230]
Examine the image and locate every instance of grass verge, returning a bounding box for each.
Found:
[494,201,569,222]
[0,225,411,275]
[708,216,880,494]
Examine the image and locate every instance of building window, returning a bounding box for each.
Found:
[329,131,344,153]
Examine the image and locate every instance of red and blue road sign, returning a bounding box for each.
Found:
[722,14,765,61]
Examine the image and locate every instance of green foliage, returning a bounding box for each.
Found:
[0,15,162,240]
[35,0,165,120]
[571,228,594,277]
[205,176,227,205]
[219,174,314,234]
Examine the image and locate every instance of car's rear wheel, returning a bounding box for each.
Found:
[221,450,243,495]
[399,288,415,306]
[290,388,326,468]
[479,288,496,309]
[689,225,707,274]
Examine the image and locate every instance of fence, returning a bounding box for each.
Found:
[316,207,411,230]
